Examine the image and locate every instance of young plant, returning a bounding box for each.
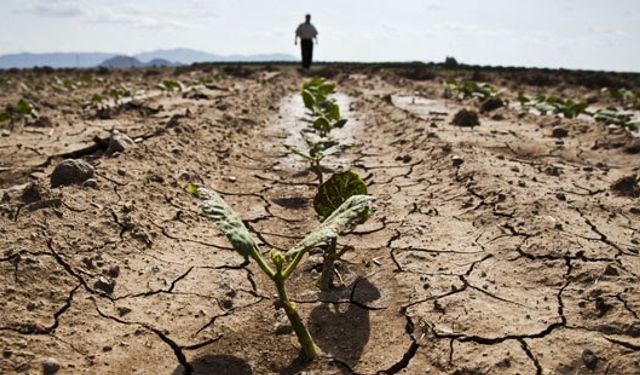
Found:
[283,132,349,184]
[594,108,638,131]
[313,171,372,290]
[188,184,376,360]
[0,99,39,125]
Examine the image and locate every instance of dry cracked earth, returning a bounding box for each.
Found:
[1,66,640,374]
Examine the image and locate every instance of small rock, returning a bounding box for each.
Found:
[451,109,480,127]
[451,155,464,167]
[108,265,121,278]
[3,347,12,358]
[50,159,94,188]
[555,192,566,201]
[106,131,135,154]
[551,126,569,138]
[510,166,520,172]
[149,174,164,183]
[94,277,116,294]
[117,168,126,176]
[26,301,37,311]
[102,345,112,352]
[624,139,640,154]
[177,170,191,181]
[582,349,598,370]
[630,207,640,215]
[480,96,504,113]
[227,176,237,182]
[518,180,526,187]
[603,265,619,276]
[611,175,639,198]
[117,306,132,317]
[43,357,60,374]
[274,324,293,335]
[21,182,41,204]
[220,298,234,309]
[82,178,98,188]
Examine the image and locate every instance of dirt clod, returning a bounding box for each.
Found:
[106,130,135,154]
[50,159,94,188]
[480,96,504,113]
[94,277,116,294]
[582,349,599,370]
[452,109,480,127]
[552,126,569,138]
[82,178,98,188]
[43,357,60,374]
[610,175,639,198]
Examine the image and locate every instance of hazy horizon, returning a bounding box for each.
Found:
[1,0,639,72]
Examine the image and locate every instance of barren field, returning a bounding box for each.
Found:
[1,65,640,374]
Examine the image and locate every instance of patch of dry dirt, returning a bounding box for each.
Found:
[1,66,639,374]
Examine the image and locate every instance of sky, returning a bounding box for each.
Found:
[0,0,639,72]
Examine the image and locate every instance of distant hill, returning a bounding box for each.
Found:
[0,48,296,69]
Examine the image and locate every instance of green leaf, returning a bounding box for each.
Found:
[302,89,315,110]
[312,117,331,134]
[317,82,336,97]
[333,119,348,128]
[286,195,376,257]
[189,184,256,258]
[283,143,313,160]
[16,100,33,116]
[314,171,368,220]
[0,112,10,122]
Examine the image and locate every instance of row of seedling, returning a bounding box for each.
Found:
[188,78,375,361]
[445,79,638,131]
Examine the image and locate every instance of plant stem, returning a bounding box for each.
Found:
[274,275,317,360]
[250,246,275,279]
[318,238,337,291]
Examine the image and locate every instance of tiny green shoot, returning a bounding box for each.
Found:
[189,183,375,360]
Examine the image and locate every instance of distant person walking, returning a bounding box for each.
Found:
[295,14,318,69]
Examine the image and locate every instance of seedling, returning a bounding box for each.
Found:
[188,184,375,360]
[594,108,638,131]
[313,171,371,290]
[301,78,347,136]
[0,99,39,125]
[518,94,588,119]
[445,79,500,101]
[283,132,350,184]
[156,79,186,92]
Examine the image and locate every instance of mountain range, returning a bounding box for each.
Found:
[0,48,296,69]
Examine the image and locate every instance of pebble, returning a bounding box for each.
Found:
[551,126,569,138]
[227,176,237,182]
[555,192,566,201]
[106,130,135,154]
[108,265,121,278]
[82,178,98,188]
[581,349,598,370]
[94,277,116,294]
[451,155,464,167]
[50,159,94,188]
[117,168,126,176]
[3,347,12,358]
[43,357,61,374]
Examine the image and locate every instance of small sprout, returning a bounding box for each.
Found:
[189,183,376,360]
[313,171,373,290]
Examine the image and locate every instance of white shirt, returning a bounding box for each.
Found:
[296,23,318,39]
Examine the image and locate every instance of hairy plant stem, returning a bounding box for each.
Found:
[318,238,337,291]
[274,274,318,360]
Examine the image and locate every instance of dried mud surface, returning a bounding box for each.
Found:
[1,66,639,374]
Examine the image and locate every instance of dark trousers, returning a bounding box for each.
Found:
[301,39,313,68]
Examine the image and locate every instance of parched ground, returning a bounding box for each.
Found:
[1,65,639,374]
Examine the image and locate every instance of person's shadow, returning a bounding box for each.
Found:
[172,355,252,375]
[308,277,381,367]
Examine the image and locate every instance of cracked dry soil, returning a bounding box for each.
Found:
[1,66,639,374]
